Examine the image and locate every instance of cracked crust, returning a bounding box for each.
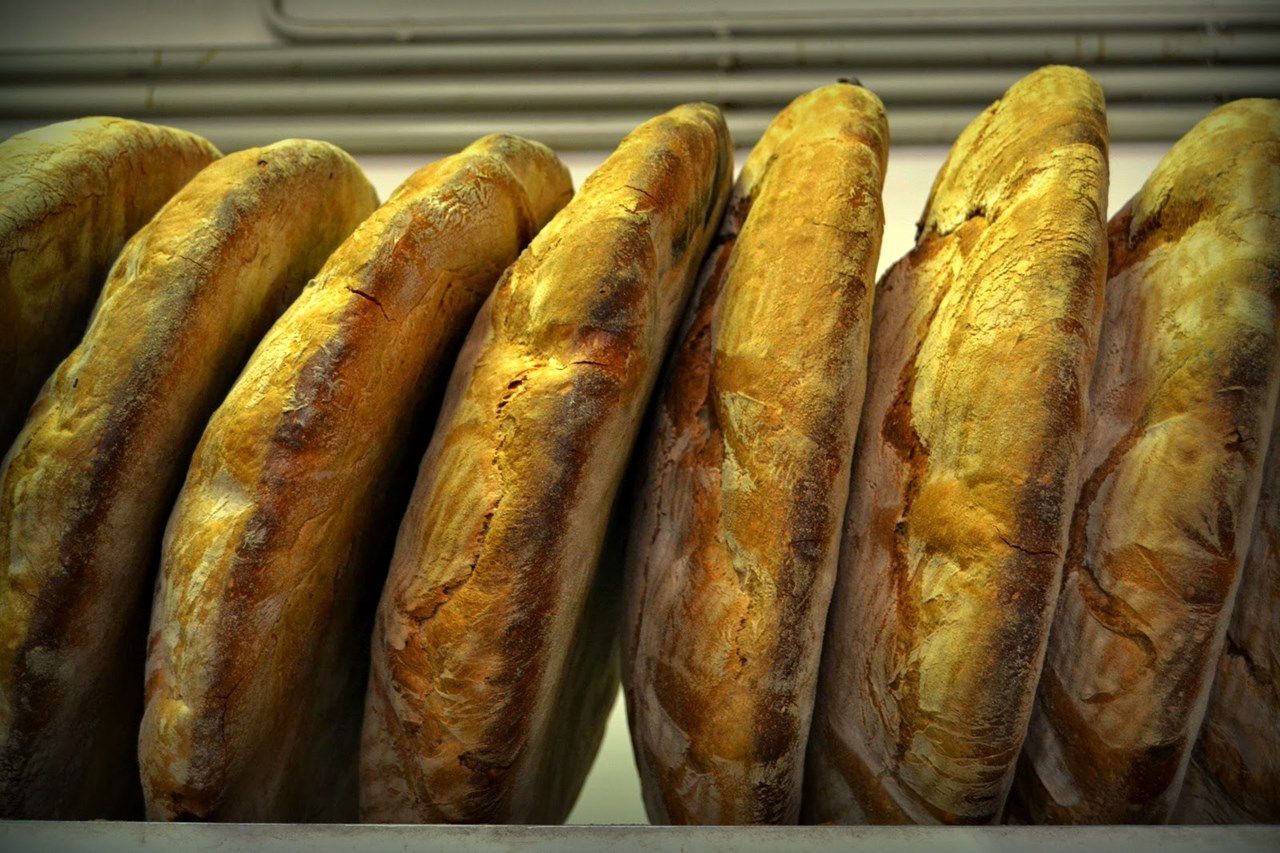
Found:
[0,117,221,452]
[1015,98,1280,824]
[360,103,732,824]
[0,140,377,819]
[621,83,888,825]
[802,66,1109,825]
[138,135,569,822]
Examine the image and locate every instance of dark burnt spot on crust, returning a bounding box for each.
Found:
[708,228,738,250]
[657,171,748,432]
[458,750,516,777]
[10,363,161,764]
[703,140,733,230]
[631,113,728,243]
[754,472,838,754]
[1105,207,1137,280]
[1056,104,1108,160]
[1124,741,1182,809]
[580,228,652,358]
[469,366,624,811]
[1224,632,1269,686]
[1001,404,1074,574]
[1111,191,1216,273]
[670,218,690,259]
[270,337,350,453]
[751,701,798,768]
[664,230,734,435]
[166,792,216,821]
[749,774,793,823]
[458,751,519,822]
[195,332,358,756]
[1223,427,1252,453]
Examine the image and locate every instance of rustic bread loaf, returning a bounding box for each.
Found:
[0,140,376,819]
[1015,97,1280,824]
[1175,413,1279,824]
[622,82,888,825]
[0,117,220,452]
[802,66,1109,824]
[360,103,732,824]
[139,134,571,822]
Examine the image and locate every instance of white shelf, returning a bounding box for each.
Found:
[3,822,1278,853]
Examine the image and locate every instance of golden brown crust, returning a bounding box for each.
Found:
[0,140,376,819]
[621,83,888,825]
[803,66,1109,825]
[138,134,571,822]
[0,117,221,451]
[1016,98,1280,825]
[360,103,732,824]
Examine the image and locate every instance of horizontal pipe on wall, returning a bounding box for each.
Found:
[1,66,1272,119]
[262,0,1280,42]
[0,103,1213,153]
[1,30,1275,79]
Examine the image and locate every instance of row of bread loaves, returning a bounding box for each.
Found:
[0,103,729,822]
[0,68,1276,824]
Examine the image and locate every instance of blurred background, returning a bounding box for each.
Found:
[3,0,1277,825]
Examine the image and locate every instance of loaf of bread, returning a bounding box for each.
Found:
[1175,413,1278,823]
[622,83,888,825]
[1015,98,1280,824]
[0,117,220,452]
[0,140,376,819]
[360,103,732,824]
[139,135,571,822]
[803,66,1109,824]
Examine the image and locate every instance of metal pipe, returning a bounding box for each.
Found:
[261,0,1280,42]
[1,30,1274,80]
[2,66,1272,119]
[0,103,1212,153]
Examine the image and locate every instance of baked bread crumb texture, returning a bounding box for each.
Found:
[0,67,1275,825]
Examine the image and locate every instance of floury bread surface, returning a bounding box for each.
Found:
[0,117,220,451]
[1175,416,1279,823]
[361,103,732,824]
[1177,409,1280,819]
[803,66,1109,824]
[140,135,571,822]
[622,83,888,825]
[1016,98,1280,824]
[0,140,376,819]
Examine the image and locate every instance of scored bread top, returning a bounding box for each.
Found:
[0,139,376,819]
[0,117,221,452]
[623,82,888,824]
[804,66,1109,825]
[361,103,732,824]
[140,134,571,822]
[1017,97,1280,824]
